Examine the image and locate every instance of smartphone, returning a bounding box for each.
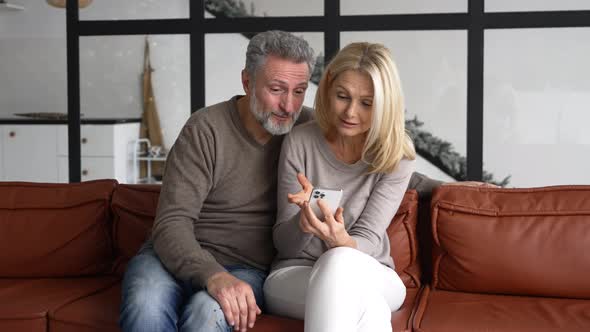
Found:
[308,187,343,220]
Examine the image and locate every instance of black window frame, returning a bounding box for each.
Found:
[65,0,590,182]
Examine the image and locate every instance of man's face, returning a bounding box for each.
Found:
[246,55,310,135]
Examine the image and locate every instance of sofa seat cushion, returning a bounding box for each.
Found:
[250,315,303,332]
[49,282,122,332]
[0,180,118,277]
[0,277,119,332]
[50,283,314,332]
[50,282,420,332]
[50,283,307,332]
[392,287,422,332]
[413,286,590,332]
[251,286,421,332]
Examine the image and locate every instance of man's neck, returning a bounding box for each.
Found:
[237,96,273,145]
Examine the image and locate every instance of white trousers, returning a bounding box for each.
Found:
[264,247,406,332]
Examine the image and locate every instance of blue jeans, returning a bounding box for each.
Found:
[119,242,268,332]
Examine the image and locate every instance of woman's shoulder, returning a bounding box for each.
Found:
[382,157,415,180]
[398,157,416,171]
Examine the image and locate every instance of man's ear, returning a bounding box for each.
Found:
[241,70,251,94]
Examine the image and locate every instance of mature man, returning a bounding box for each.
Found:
[120,30,317,332]
[119,30,441,332]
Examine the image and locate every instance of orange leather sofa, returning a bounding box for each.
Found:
[0,179,588,331]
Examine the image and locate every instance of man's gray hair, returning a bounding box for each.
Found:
[245,30,315,80]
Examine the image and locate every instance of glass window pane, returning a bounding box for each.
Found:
[78,0,189,20]
[205,32,323,108]
[341,31,467,182]
[0,1,66,182]
[484,28,590,187]
[0,2,66,120]
[341,0,467,15]
[80,34,190,179]
[486,0,590,12]
[205,0,323,18]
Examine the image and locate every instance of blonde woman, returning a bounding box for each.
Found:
[264,42,416,332]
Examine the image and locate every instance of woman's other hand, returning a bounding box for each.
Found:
[287,173,313,207]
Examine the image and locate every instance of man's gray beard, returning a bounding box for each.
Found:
[249,94,302,136]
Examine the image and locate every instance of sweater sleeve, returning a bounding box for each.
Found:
[151,123,226,289]
[272,133,315,259]
[349,159,415,257]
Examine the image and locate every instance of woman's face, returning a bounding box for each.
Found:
[328,70,374,139]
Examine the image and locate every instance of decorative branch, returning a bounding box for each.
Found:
[406,116,510,186]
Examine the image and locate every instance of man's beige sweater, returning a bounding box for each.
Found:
[151,96,312,288]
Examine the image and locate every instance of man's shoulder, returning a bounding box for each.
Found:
[294,106,314,126]
[284,120,319,149]
[291,118,317,134]
[173,98,237,146]
[185,98,234,129]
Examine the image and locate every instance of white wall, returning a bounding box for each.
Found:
[241,0,469,16]
[485,0,590,12]
[79,0,188,20]
[0,1,190,149]
[484,28,590,187]
[340,0,466,15]
[239,0,322,17]
[80,35,190,149]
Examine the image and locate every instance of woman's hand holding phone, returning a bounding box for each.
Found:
[288,173,357,249]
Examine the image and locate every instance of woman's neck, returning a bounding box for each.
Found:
[325,130,366,164]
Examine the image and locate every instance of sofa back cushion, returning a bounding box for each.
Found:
[110,185,421,287]
[431,185,590,299]
[111,184,160,262]
[387,190,421,288]
[0,180,117,277]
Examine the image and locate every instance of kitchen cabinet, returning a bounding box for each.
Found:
[1,125,60,182]
[56,123,140,183]
[0,122,139,183]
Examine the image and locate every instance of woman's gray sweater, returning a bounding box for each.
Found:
[272,121,415,271]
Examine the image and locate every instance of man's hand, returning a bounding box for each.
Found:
[206,272,261,331]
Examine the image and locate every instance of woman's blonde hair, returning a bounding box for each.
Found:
[314,42,416,174]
